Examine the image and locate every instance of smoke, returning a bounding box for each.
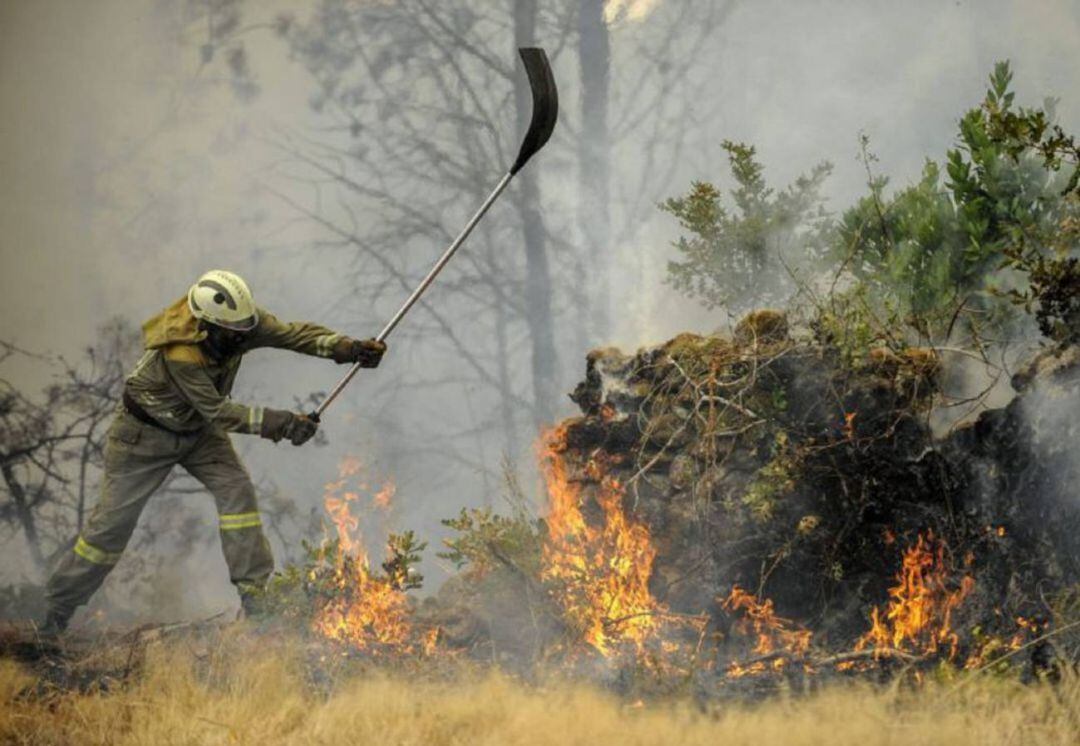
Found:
[605,0,1080,348]
[1,0,1078,622]
[1014,352,1080,566]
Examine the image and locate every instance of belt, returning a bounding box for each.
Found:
[122,390,175,432]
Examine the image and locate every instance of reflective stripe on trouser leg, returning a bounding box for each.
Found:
[219,511,263,531]
[73,536,123,565]
[46,415,180,617]
[180,428,274,591]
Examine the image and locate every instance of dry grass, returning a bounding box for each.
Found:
[1,638,1078,746]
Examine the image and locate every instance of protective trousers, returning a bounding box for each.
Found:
[46,411,274,619]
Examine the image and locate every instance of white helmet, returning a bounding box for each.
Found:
[187,270,259,331]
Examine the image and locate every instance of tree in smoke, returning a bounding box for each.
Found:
[663,141,832,312]
[185,0,264,101]
[577,0,612,339]
[664,62,1080,360]
[272,0,569,436]
[576,0,738,341]
[267,0,735,454]
[513,0,560,425]
[0,324,136,573]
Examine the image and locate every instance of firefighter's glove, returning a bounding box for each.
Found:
[261,409,318,446]
[332,337,387,368]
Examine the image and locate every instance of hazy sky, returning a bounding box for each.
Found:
[1,0,1078,614]
[3,0,1078,355]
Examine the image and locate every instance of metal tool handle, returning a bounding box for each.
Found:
[309,47,557,421]
[312,172,513,419]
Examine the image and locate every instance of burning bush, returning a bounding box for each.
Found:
[428,309,1080,688]
[722,586,812,677]
[261,457,436,657]
[241,311,1080,690]
[539,424,663,657]
[855,532,975,661]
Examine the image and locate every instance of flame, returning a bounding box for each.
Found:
[312,457,415,653]
[963,615,1042,670]
[722,586,812,676]
[856,532,974,659]
[842,411,857,441]
[1005,616,1043,650]
[373,479,396,510]
[421,627,440,656]
[539,424,663,657]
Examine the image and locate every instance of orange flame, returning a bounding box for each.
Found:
[856,531,974,659]
[963,614,1041,670]
[539,423,663,657]
[842,411,857,441]
[722,586,812,676]
[312,457,415,653]
[373,479,396,511]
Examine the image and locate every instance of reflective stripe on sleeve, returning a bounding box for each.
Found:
[219,511,262,531]
[73,536,123,565]
[247,406,264,434]
[315,334,340,358]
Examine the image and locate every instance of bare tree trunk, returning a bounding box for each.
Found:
[513,0,558,424]
[577,0,612,341]
[494,297,519,457]
[1,461,45,570]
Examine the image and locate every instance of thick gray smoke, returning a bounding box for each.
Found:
[1,0,1077,622]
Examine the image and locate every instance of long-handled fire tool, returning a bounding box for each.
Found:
[311,46,558,420]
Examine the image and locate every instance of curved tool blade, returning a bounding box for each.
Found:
[511,47,559,175]
[314,48,559,418]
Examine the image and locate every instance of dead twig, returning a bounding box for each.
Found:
[945,618,1080,698]
[722,646,924,672]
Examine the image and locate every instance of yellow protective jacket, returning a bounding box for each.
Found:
[124,297,342,434]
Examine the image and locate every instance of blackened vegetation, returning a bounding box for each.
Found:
[545,309,1080,677]
[955,345,1080,593]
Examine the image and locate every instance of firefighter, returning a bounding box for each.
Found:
[39,270,386,636]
